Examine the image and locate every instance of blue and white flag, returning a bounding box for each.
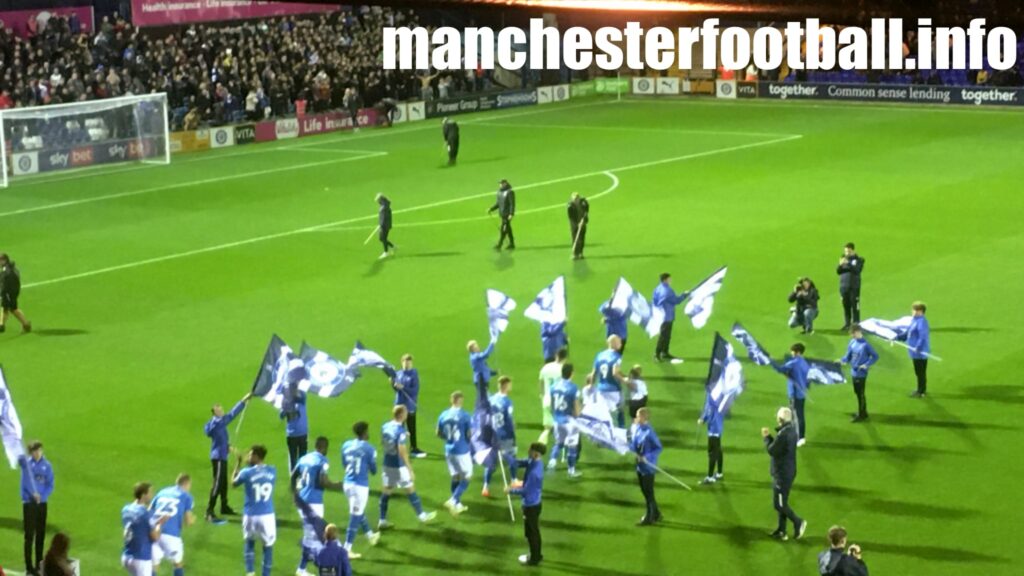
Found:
[347,341,397,379]
[470,402,497,466]
[573,402,631,455]
[860,316,913,341]
[706,334,745,414]
[486,289,517,342]
[298,343,358,398]
[683,266,727,329]
[252,335,304,412]
[0,366,25,469]
[610,277,662,337]
[524,276,566,325]
[807,359,846,385]
[731,322,773,366]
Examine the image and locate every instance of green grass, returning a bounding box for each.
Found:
[2,96,1022,575]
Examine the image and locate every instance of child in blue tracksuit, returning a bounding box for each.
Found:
[698,395,724,484]
[772,343,809,445]
[897,302,931,398]
[840,325,879,422]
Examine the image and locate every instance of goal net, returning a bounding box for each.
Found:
[0,93,170,187]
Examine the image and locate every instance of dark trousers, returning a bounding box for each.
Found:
[628,396,647,420]
[841,290,861,326]
[655,321,673,359]
[447,138,459,164]
[349,108,359,128]
[379,226,394,252]
[207,459,229,515]
[853,376,868,417]
[407,411,419,451]
[637,472,660,521]
[773,478,803,533]
[497,216,515,248]
[570,224,586,257]
[791,398,806,440]
[522,503,542,563]
[287,435,308,472]
[707,435,723,477]
[23,501,46,571]
[913,358,928,393]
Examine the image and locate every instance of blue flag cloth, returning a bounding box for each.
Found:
[524,276,567,325]
[572,402,631,455]
[252,335,304,413]
[486,289,517,342]
[683,266,727,329]
[348,341,397,379]
[806,359,846,385]
[0,366,25,469]
[610,277,662,337]
[860,316,913,341]
[470,403,497,466]
[731,322,773,366]
[298,343,359,398]
[705,333,745,414]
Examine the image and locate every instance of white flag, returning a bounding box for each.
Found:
[860,317,913,341]
[524,276,566,325]
[610,277,662,337]
[0,366,25,469]
[684,266,727,329]
[486,289,517,341]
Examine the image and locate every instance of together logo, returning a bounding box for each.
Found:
[960,87,1019,105]
[768,84,820,99]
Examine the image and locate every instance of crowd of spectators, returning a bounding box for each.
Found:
[0,6,491,130]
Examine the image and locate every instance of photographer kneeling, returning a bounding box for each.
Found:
[788,277,819,335]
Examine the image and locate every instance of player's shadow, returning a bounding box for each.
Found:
[950,384,1024,404]
[32,328,89,337]
[855,540,1009,564]
[493,250,515,271]
[364,259,386,277]
[869,413,1017,432]
[861,498,980,520]
[584,253,674,260]
[930,326,995,334]
[401,251,464,259]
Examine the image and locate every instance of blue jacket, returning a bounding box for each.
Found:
[205,400,246,460]
[841,338,879,378]
[469,341,494,384]
[281,393,308,438]
[19,455,54,503]
[900,315,931,360]
[316,539,352,576]
[632,423,663,475]
[700,396,724,437]
[511,457,545,507]
[773,356,809,400]
[393,368,420,412]
[540,322,567,361]
[652,282,688,322]
[599,300,628,339]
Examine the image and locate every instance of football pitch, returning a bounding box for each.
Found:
[1,95,1022,575]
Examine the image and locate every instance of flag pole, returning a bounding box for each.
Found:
[363,226,380,245]
[234,404,249,437]
[889,340,943,361]
[571,222,584,257]
[497,449,516,523]
[648,462,693,491]
[693,423,702,450]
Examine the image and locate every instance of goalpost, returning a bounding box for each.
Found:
[0,92,171,188]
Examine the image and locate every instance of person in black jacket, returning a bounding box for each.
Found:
[836,243,864,330]
[788,277,820,334]
[567,192,589,260]
[376,194,395,259]
[442,117,459,166]
[818,525,869,575]
[0,253,31,334]
[762,406,806,541]
[488,179,516,250]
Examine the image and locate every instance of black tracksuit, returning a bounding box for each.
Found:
[489,185,516,249]
[378,197,394,252]
[818,547,870,575]
[1,261,21,311]
[443,121,460,165]
[567,197,589,258]
[764,422,803,535]
[837,255,865,327]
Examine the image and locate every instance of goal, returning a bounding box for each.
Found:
[0,93,170,187]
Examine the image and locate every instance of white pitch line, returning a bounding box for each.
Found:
[24,134,798,290]
[0,152,387,218]
[476,121,800,139]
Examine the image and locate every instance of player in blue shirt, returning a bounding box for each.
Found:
[548,364,582,477]
[590,335,627,427]
[599,297,629,354]
[282,392,309,472]
[632,408,664,525]
[122,482,169,576]
[341,421,379,558]
[467,338,496,410]
[391,354,426,457]
[150,474,195,576]
[437,391,474,515]
[840,324,880,422]
[772,343,810,446]
[482,376,518,498]
[379,406,437,531]
[898,301,932,398]
[232,445,277,576]
[292,437,342,575]
[507,442,547,566]
[652,272,690,363]
[203,392,252,523]
[19,440,54,576]
[540,321,568,363]
[316,524,352,576]
[698,395,725,485]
